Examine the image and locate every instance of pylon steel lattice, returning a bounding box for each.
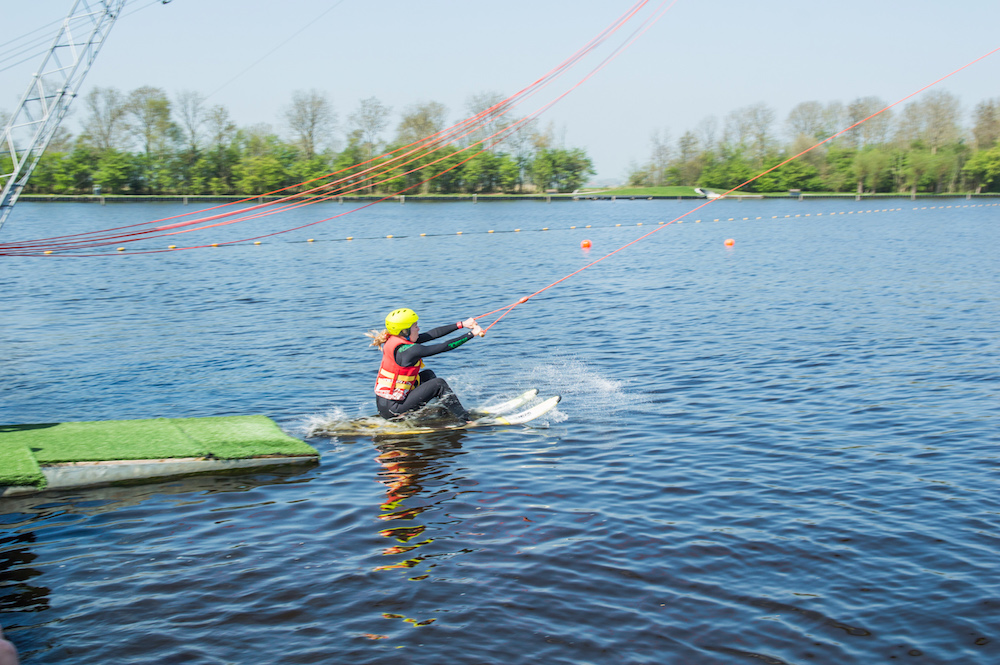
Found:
[0,0,128,230]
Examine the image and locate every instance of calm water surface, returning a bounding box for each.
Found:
[1,199,999,664]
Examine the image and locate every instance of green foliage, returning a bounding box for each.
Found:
[669,137,987,194]
[699,150,756,192]
[550,148,596,192]
[462,152,499,193]
[25,150,89,194]
[771,158,823,192]
[530,149,556,193]
[626,162,654,187]
[531,148,595,193]
[425,147,467,194]
[498,158,520,193]
[15,82,598,197]
[289,156,336,193]
[331,139,373,195]
[234,155,288,194]
[17,85,1000,197]
[963,143,1000,191]
[853,148,891,193]
[628,92,999,193]
[822,146,856,193]
[94,150,139,194]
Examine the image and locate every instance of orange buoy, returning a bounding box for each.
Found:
[724,238,735,247]
[581,239,592,249]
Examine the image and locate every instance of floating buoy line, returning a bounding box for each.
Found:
[4,4,998,335]
[468,38,1000,333]
[0,0,678,258]
[33,203,994,256]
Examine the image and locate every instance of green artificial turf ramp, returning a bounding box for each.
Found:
[25,418,202,464]
[170,416,316,459]
[0,416,316,468]
[0,426,46,487]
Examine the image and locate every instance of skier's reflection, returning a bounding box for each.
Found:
[371,431,468,573]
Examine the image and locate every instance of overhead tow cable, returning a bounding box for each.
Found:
[1,0,655,253]
[2,1,674,256]
[474,42,1000,334]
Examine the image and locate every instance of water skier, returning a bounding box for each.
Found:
[367,308,484,422]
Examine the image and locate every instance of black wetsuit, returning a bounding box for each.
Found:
[376,323,474,420]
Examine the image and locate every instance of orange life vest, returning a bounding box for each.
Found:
[374,335,425,400]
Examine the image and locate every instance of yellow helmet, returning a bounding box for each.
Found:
[385,308,419,335]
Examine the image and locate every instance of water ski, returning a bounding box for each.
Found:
[469,388,539,418]
[470,394,561,427]
[312,390,559,437]
[386,394,561,434]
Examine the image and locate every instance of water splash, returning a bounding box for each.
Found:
[300,405,355,438]
[301,360,639,436]
[302,402,457,438]
[524,358,644,420]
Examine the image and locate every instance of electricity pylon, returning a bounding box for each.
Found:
[0,0,128,231]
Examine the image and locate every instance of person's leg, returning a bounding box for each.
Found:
[375,396,397,419]
[385,377,468,420]
[435,383,469,420]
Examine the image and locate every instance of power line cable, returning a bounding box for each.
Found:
[121,0,165,20]
[0,0,159,72]
[0,49,50,74]
[0,31,58,63]
[205,0,349,100]
[0,16,63,51]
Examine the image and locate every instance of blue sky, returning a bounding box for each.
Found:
[3,0,999,181]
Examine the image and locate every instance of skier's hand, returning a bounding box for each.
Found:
[471,324,485,337]
[462,317,477,329]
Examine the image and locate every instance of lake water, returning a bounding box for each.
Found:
[1,198,999,664]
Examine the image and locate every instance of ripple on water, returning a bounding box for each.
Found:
[2,201,1000,663]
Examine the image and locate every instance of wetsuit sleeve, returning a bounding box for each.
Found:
[416,323,462,343]
[395,330,474,366]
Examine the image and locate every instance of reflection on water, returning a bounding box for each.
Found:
[0,464,317,518]
[0,466,315,625]
[369,433,470,633]
[0,532,49,614]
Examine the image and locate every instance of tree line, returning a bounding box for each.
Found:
[627,91,1000,194]
[3,88,595,196]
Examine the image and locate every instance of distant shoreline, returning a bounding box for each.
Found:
[18,191,1000,203]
